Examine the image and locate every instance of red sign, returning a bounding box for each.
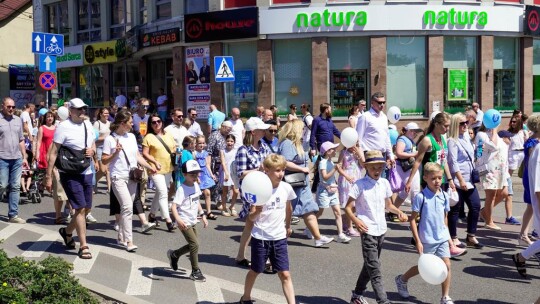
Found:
[39,72,56,91]
[525,6,540,36]
[140,28,180,48]
[184,7,258,43]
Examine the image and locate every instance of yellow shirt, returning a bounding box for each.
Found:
[142,133,176,174]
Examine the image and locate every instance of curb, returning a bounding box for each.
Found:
[77,276,153,304]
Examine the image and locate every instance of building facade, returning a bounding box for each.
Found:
[35,0,540,125]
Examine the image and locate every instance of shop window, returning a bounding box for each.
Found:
[185,0,208,14]
[386,36,426,116]
[77,0,101,43]
[224,0,256,8]
[47,1,70,45]
[110,0,128,39]
[533,39,540,112]
[112,63,140,107]
[57,69,72,100]
[156,0,171,20]
[224,42,258,116]
[493,37,519,112]
[443,36,477,114]
[328,37,369,117]
[139,0,148,25]
[274,39,312,118]
[78,66,104,108]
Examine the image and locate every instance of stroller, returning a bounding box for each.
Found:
[21,163,45,204]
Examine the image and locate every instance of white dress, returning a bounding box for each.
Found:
[220,147,238,187]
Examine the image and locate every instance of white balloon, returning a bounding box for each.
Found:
[340,127,358,148]
[418,254,448,285]
[241,171,273,206]
[57,106,69,121]
[387,106,401,124]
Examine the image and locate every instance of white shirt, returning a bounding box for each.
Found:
[20,111,33,130]
[301,113,313,144]
[93,120,111,148]
[164,123,189,149]
[230,118,245,149]
[103,132,138,177]
[528,144,540,233]
[509,130,527,151]
[251,182,296,241]
[157,95,168,112]
[188,121,204,137]
[472,109,484,129]
[115,95,127,108]
[356,107,393,158]
[349,175,392,236]
[174,182,202,226]
[53,119,95,175]
[132,113,149,132]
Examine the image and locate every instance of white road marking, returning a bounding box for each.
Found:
[211,275,287,304]
[126,259,154,296]
[21,233,58,258]
[0,224,24,240]
[194,275,225,303]
[73,247,101,274]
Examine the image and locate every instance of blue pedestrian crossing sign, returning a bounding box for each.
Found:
[32,32,64,55]
[214,56,235,82]
[39,54,57,73]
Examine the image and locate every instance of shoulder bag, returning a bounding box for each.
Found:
[396,136,414,172]
[455,139,480,184]
[282,143,307,188]
[115,135,144,182]
[55,122,91,174]
[154,134,177,167]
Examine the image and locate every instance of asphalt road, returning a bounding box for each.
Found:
[0,177,538,304]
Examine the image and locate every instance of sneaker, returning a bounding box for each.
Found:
[291,216,300,225]
[347,228,361,237]
[190,269,206,282]
[337,233,351,243]
[167,249,179,271]
[531,230,539,240]
[450,246,467,258]
[113,223,119,231]
[303,228,314,240]
[518,234,532,246]
[166,221,176,232]
[86,213,97,223]
[458,216,467,224]
[440,296,455,304]
[315,235,334,247]
[505,216,521,225]
[350,291,369,304]
[8,216,26,224]
[141,222,156,233]
[395,275,410,298]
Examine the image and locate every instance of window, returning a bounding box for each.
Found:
[156,0,171,20]
[78,65,104,107]
[110,0,128,39]
[224,42,258,116]
[224,0,256,8]
[493,37,519,112]
[112,63,140,104]
[533,39,540,112]
[443,36,477,113]
[386,36,426,116]
[139,0,148,25]
[47,1,70,45]
[77,0,101,43]
[185,0,208,14]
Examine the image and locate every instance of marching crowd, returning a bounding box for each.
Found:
[0,92,539,304]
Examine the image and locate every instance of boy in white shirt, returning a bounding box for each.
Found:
[239,154,297,304]
[167,160,208,282]
[345,150,407,304]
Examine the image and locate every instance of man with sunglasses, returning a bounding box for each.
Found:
[356,92,395,170]
[164,108,189,149]
[0,97,28,223]
[187,108,203,137]
[262,120,279,153]
[132,98,150,143]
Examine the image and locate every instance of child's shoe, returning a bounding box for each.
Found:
[395,275,410,298]
[350,291,369,304]
[337,233,351,243]
[303,228,314,239]
[314,235,334,247]
[190,269,206,282]
[450,246,467,258]
[505,216,521,225]
[347,228,361,237]
[440,296,454,304]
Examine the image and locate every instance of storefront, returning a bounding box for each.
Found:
[56,45,84,99]
[525,5,540,113]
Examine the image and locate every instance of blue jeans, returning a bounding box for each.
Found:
[0,158,23,218]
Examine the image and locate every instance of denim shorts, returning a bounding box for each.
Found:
[422,241,450,258]
[316,187,339,208]
[250,237,289,274]
[59,173,93,210]
[96,146,103,161]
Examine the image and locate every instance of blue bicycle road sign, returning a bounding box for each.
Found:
[32,32,64,55]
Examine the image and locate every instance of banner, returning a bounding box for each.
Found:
[447,69,468,101]
[185,46,211,119]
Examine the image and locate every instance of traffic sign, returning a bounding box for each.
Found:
[39,54,56,72]
[214,56,235,82]
[39,72,56,91]
[32,32,64,55]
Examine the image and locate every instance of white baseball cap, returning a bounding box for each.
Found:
[404,122,423,132]
[182,160,201,173]
[68,98,88,109]
[245,117,270,131]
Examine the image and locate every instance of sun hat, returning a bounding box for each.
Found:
[363,150,386,165]
[319,141,340,155]
[245,117,270,131]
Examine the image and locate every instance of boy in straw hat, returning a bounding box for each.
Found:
[345,150,407,304]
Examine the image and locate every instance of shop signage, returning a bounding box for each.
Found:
[447,69,468,101]
[185,46,211,119]
[84,40,125,65]
[140,28,180,48]
[260,5,523,34]
[57,45,83,68]
[185,7,258,43]
[8,64,35,91]
[524,5,540,36]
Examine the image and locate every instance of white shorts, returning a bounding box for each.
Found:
[508,150,524,170]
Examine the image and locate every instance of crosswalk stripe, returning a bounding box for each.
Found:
[194,275,225,303]
[21,233,58,258]
[211,275,287,304]
[73,247,101,274]
[126,259,154,296]
[0,224,24,240]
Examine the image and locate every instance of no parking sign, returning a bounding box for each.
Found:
[39,72,56,91]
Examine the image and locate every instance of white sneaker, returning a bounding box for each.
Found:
[440,296,454,304]
[141,222,156,233]
[337,233,351,243]
[8,216,26,224]
[315,235,334,247]
[113,223,119,231]
[86,213,97,223]
[303,228,314,239]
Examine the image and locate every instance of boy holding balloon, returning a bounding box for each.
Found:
[240,154,297,304]
[395,162,455,304]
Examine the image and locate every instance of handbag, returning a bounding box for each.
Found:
[456,139,480,184]
[396,136,414,172]
[154,134,177,167]
[55,122,91,174]
[119,142,144,182]
[389,166,404,193]
[283,172,307,188]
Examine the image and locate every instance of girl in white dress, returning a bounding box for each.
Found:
[219,135,239,216]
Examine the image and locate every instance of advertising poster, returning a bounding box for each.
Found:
[447,69,468,101]
[234,70,255,113]
[9,65,36,108]
[185,46,211,119]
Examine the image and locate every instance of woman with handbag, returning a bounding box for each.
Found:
[393,122,422,211]
[102,110,156,252]
[278,120,334,247]
[447,113,483,249]
[142,114,177,232]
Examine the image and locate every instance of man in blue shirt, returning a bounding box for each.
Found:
[309,103,341,157]
[207,104,226,134]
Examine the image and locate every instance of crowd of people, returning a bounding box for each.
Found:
[0,93,539,304]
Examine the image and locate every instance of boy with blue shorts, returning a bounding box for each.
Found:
[240,154,297,304]
[395,162,455,304]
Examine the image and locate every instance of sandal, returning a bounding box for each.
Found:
[221,210,231,217]
[512,253,527,278]
[229,207,238,217]
[59,227,76,249]
[78,246,92,259]
[207,212,218,220]
[236,259,251,268]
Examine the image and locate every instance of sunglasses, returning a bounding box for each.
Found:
[459,121,468,126]
[191,113,198,117]
[75,107,88,111]
[151,120,162,124]
[142,105,150,109]
[510,121,517,123]
[5,105,15,109]
[375,101,386,105]
[177,115,184,118]
[267,129,278,134]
